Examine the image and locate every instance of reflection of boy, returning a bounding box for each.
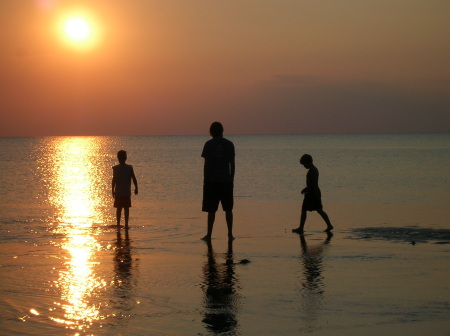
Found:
[112,150,138,229]
[201,122,235,241]
[292,154,333,234]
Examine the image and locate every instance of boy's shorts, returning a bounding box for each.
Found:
[202,182,234,212]
[114,196,131,208]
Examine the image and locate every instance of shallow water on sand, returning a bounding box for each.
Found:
[0,134,449,335]
[1,201,449,336]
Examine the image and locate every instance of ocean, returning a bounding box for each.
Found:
[0,133,449,335]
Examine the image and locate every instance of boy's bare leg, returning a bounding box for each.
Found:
[116,208,122,227]
[124,207,130,229]
[201,212,215,241]
[226,210,234,240]
[318,209,333,231]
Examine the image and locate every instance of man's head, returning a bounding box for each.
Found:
[210,122,224,138]
[117,150,127,163]
[300,154,313,168]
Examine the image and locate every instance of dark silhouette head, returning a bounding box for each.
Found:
[210,122,224,138]
[300,154,313,167]
[117,150,127,163]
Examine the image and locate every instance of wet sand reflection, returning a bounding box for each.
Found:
[201,241,240,334]
[297,233,332,332]
[111,227,137,320]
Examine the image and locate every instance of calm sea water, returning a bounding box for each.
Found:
[2,133,449,207]
[0,134,449,335]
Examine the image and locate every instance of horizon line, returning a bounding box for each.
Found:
[1,130,449,138]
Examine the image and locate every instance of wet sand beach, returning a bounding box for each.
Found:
[1,200,449,335]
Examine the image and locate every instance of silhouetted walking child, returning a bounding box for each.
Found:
[112,150,138,229]
[292,154,333,234]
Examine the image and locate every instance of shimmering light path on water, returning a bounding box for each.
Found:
[39,138,111,332]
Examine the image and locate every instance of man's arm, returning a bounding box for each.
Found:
[230,158,235,183]
[204,158,212,182]
[131,167,138,195]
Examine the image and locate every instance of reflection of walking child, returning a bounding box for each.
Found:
[292,154,333,234]
[112,150,138,229]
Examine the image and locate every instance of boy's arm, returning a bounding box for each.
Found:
[303,168,316,194]
[111,176,116,198]
[306,167,320,197]
[131,167,138,195]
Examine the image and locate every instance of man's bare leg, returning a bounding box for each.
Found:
[201,212,215,241]
[226,210,234,240]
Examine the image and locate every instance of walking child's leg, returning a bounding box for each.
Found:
[293,209,307,233]
[318,209,333,231]
[299,209,307,232]
[226,210,234,240]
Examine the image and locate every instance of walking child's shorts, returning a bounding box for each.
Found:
[302,193,323,212]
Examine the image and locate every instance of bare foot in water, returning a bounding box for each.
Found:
[292,228,304,234]
[201,235,211,241]
[324,225,334,232]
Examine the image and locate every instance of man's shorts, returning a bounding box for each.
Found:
[202,182,234,212]
[114,196,131,208]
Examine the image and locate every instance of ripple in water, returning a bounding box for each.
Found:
[350,226,450,244]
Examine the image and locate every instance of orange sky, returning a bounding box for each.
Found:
[1,0,449,136]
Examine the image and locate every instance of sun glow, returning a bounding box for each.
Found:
[58,10,102,51]
[64,17,91,41]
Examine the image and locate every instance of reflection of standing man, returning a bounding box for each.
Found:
[202,241,239,334]
[201,122,235,241]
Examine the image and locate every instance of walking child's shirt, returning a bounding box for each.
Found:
[305,165,321,199]
[112,164,135,197]
[302,165,323,211]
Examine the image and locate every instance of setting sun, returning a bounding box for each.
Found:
[64,17,91,42]
[57,9,102,51]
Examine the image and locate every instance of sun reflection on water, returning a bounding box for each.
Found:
[43,137,110,331]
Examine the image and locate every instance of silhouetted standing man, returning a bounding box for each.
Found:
[201,122,235,241]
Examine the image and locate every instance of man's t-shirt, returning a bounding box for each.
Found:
[113,164,134,197]
[201,137,235,183]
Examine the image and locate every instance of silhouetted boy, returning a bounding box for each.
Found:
[112,150,138,229]
[292,154,333,234]
[201,122,235,241]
